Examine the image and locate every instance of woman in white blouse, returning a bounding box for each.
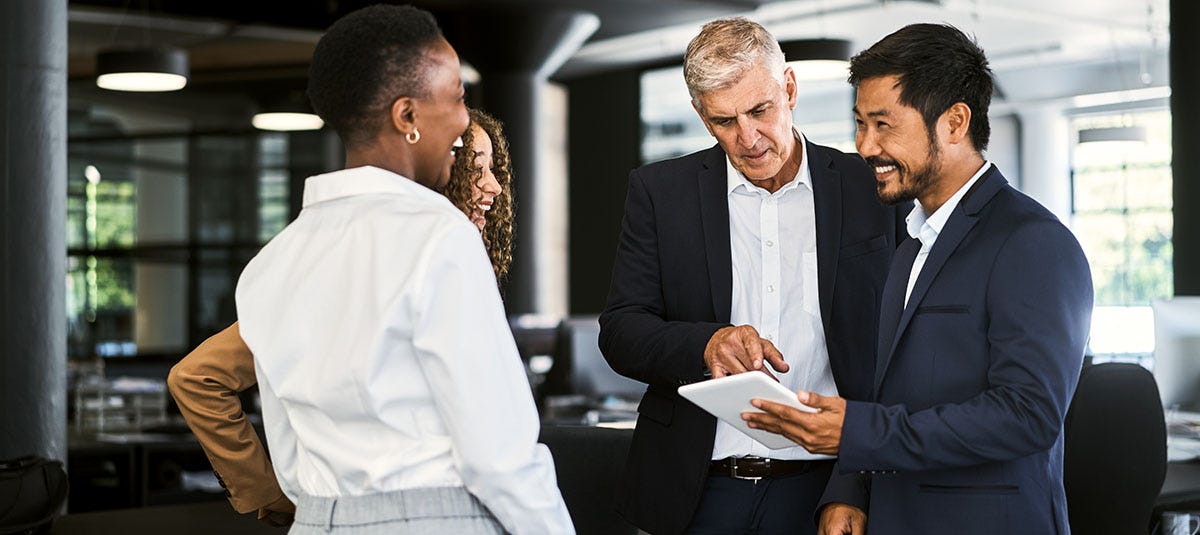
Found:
[232,4,573,535]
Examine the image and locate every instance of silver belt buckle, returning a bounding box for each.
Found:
[729,457,764,482]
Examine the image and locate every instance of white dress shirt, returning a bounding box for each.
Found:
[236,166,573,535]
[713,132,838,461]
[905,161,993,306]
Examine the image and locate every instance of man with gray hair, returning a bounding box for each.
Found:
[600,17,902,535]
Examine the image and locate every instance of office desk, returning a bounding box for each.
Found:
[67,428,225,512]
[1158,460,1200,514]
[54,501,276,534]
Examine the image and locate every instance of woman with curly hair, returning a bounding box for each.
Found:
[441,108,514,281]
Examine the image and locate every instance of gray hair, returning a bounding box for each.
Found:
[683,17,786,106]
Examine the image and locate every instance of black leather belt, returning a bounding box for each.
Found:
[709,456,830,480]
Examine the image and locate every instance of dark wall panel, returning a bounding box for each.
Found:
[1172,0,1200,296]
[567,69,642,314]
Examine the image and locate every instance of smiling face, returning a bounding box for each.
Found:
[466,123,502,230]
[854,75,943,206]
[408,38,470,189]
[693,63,799,182]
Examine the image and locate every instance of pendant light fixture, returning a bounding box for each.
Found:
[251,112,324,132]
[1077,125,1147,145]
[780,38,852,82]
[95,47,189,92]
[252,91,324,132]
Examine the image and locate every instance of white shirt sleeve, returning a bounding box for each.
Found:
[394,221,574,535]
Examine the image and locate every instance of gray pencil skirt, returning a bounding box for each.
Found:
[289,486,506,534]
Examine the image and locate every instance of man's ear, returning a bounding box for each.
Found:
[942,102,972,145]
[783,65,798,111]
[390,97,417,137]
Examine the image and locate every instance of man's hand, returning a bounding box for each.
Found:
[703,325,789,379]
[743,391,846,455]
[818,503,866,535]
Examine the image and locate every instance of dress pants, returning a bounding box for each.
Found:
[684,460,835,535]
[289,486,505,534]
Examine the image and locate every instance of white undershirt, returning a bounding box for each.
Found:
[904,161,993,306]
[712,132,837,461]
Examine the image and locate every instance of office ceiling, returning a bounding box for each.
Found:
[65,0,1171,123]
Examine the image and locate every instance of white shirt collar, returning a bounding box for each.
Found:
[726,129,811,196]
[906,161,993,242]
[301,165,443,208]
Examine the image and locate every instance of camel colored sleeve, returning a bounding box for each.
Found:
[168,322,291,515]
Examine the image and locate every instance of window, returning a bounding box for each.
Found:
[67,111,323,360]
[1070,109,1173,356]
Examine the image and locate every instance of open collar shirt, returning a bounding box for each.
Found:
[714,131,837,461]
[904,161,993,307]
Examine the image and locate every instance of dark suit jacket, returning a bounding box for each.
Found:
[598,141,900,535]
[822,166,1094,535]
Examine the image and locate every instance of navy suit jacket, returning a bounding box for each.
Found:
[599,141,901,535]
[822,166,1094,535]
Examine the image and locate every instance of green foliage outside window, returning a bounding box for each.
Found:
[1071,110,1173,307]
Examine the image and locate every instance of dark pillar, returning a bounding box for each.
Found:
[566,69,642,314]
[1172,0,1200,296]
[0,0,67,460]
[449,9,598,315]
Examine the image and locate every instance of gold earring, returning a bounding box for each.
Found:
[405,128,420,144]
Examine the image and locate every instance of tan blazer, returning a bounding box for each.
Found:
[167,322,295,525]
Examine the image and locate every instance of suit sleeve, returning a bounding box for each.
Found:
[598,169,727,388]
[167,322,292,516]
[838,219,1093,472]
[818,462,870,519]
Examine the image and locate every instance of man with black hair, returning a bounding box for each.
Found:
[742,23,1092,535]
[175,5,573,534]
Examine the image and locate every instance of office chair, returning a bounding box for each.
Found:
[539,425,638,535]
[1064,362,1167,535]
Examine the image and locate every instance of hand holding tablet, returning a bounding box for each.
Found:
[678,372,817,450]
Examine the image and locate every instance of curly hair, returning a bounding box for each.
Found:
[441,108,514,282]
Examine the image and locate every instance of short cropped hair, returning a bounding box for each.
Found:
[307,4,444,148]
[848,23,993,151]
[684,17,785,106]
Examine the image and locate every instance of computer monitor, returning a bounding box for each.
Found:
[556,316,647,400]
[1151,297,1200,412]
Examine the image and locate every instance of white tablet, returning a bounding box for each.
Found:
[678,372,817,450]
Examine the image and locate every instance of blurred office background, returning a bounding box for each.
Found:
[2,0,1200,531]
[54,0,1184,361]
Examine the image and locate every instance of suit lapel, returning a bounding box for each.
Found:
[697,146,732,323]
[874,237,920,391]
[808,141,842,327]
[875,166,1009,390]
